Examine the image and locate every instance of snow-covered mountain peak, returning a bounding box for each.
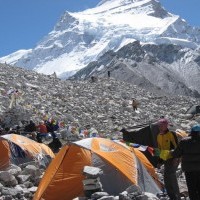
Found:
[97,0,147,7]
[83,0,169,19]
[1,0,200,78]
[54,11,77,31]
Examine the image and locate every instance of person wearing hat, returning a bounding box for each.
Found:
[157,118,181,200]
[171,124,200,200]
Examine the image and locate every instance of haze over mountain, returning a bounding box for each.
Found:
[1,0,200,78]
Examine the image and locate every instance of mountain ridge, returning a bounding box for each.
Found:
[71,41,200,97]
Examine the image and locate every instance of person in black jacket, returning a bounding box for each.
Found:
[171,124,200,200]
[48,134,62,153]
[107,71,111,78]
[24,120,36,133]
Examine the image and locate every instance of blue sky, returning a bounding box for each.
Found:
[0,0,200,57]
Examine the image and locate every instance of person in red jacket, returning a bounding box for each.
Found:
[36,121,48,142]
[37,121,48,134]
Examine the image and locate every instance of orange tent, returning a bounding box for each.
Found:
[113,140,162,188]
[34,138,161,200]
[175,129,188,142]
[0,134,55,170]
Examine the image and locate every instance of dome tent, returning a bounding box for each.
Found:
[33,138,161,200]
[0,134,54,170]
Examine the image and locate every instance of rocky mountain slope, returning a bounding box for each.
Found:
[0,63,199,134]
[72,41,200,97]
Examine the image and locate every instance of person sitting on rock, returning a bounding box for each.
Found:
[24,120,37,133]
[1,127,11,135]
[36,121,48,142]
[48,134,62,153]
[37,121,48,134]
[23,120,37,140]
